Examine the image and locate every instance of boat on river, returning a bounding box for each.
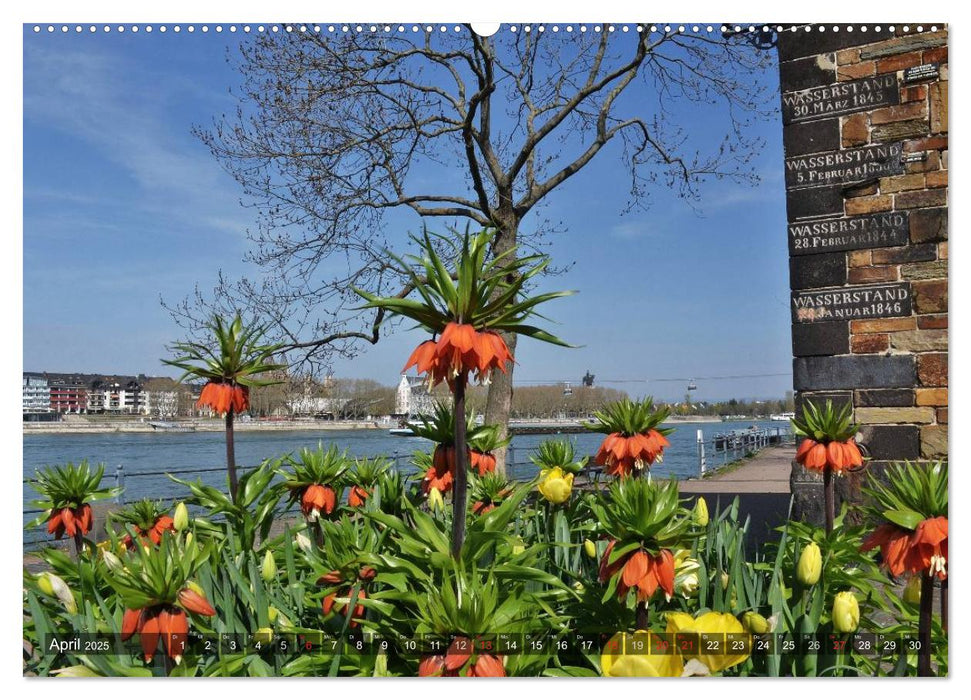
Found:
[147,421,196,433]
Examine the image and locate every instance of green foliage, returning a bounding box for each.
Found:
[791,399,858,442]
[585,396,673,437]
[861,460,948,527]
[354,227,574,346]
[23,445,947,677]
[163,313,286,387]
[27,460,121,521]
[530,439,588,474]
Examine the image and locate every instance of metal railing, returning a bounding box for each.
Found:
[695,425,793,478]
[22,448,543,550]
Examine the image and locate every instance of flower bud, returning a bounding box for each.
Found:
[184,532,194,549]
[428,487,445,512]
[254,627,274,645]
[832,591,859,633]
[741,611,770,634]
[903,576,922,605]
[101,549,123,573]
[797,542,822,586]
[720,571,730,590]
[584,539,597,559]
[693,497,709,527]
[295,532,312,552]
[38,573,76,613]
[52,665,99,677]
[185,579,206,598]
[37,572,55,597]
[573,581,586,594]
[261,550,277,582]
[268,606,279,625]
[679,572,699,598]
[173,502,189,532]
[512,537,526,556]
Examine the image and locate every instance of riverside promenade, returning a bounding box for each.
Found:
[680,444,795,550]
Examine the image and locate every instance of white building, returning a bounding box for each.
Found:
[22,374,50,413]
[141,390,179,418]
[395,375,436,418]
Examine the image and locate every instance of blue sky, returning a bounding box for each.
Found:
[23,25,792,402]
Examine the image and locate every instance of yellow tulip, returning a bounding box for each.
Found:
[666,611,751,673]
[36,572,55,597]
[741,611,770,634]
[601,631,684,677]
[832,591,860,633]
[693,497,709,527]
[173,502,189,532]
[537,467,573,505]
[584,539,597,558]
[261,550,277,582]
[797,542,822,586]
[428,487,445,512]
[254,627,274,645]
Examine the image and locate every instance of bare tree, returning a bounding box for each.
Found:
[181,24,772,470]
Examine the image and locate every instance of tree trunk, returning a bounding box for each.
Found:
[485,332,518,475]
[484,214,518,475]
[226,409,238,500]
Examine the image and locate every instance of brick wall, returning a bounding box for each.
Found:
[778,24,947,518]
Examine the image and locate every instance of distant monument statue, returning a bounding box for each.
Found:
[582,371,595,388]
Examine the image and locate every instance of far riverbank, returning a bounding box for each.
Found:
[23,413,729,435]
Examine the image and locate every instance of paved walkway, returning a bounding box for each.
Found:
[679,445,796,551]
[680,444,794,494]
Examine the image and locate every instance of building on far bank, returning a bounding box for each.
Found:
[48,376,87,414]
[395,375,436,418]
[22,373,50,413]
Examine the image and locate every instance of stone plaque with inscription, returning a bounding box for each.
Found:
[785,141,904,190]
[903,63,940,83]
[791,282,912,323]
[789,211,909,255]
[782,74,899,124]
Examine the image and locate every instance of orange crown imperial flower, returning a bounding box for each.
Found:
[599,541,676,602]
[196,381,250,416]
[861,516,948,580]
[347,485,369,508]
[299,483,337,521]
[792,400,864,475]
[47,504,93,540]
[122,588,215,664]
[587,398,673,478]
[418,637,506,677]
[403,323,514,389]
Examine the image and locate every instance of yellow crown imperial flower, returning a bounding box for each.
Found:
[537,467,574,505]
[832,591,860,633]
[797,542,822,586]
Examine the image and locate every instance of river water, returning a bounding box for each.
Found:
[23,420,787,543]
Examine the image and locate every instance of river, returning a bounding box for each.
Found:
[23,420,788,544]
